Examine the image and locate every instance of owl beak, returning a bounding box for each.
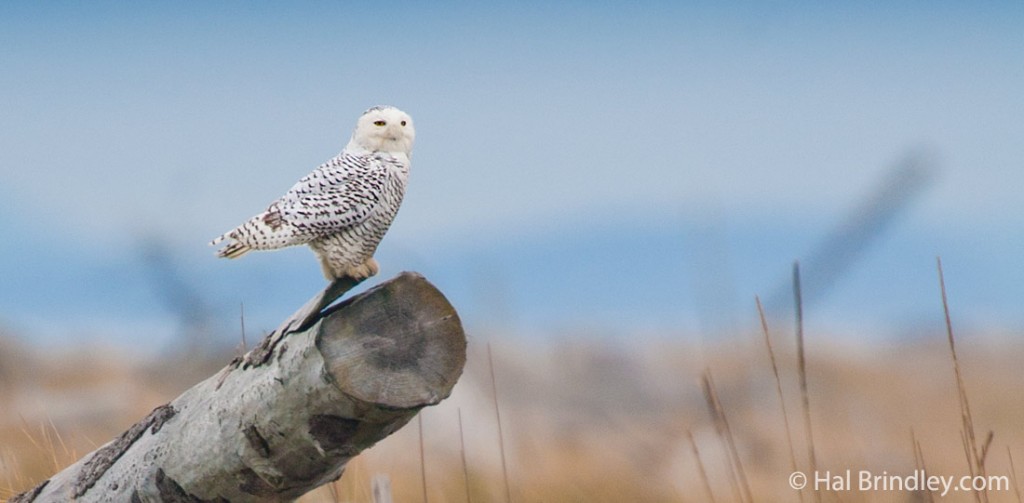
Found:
[385,124,401,141]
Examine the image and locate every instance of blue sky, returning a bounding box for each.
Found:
[1,2,1022,349]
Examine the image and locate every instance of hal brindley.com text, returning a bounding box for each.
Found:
[788,469,1010,497]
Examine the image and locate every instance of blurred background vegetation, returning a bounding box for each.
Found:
[2,2,1022,501]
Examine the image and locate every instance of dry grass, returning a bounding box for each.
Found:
[2,286,1024,501]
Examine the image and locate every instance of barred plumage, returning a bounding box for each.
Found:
[211,106,415,281]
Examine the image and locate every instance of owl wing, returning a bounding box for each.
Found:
[211,152,386,257]
[274,153,388,236]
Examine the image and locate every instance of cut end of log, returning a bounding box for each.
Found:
[317,272,467,410]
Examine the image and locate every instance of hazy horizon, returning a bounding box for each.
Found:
[1,2,1021,350]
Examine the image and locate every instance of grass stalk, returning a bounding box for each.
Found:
[793,262,820,503]
[488,343,513,503]
[458,408,472,503]
[240,301,247,354]
[756,296,803,503]
[418,413,428,503]
[938,257,988,503]
[1008,447,1022,503]
[911,428,934,503]
[701,370,753,503]
[687,429,717,503]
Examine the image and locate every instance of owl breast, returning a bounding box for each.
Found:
[310,154,408,277]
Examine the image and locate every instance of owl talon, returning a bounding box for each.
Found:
[366,258,380,277]
[344,258,379,281]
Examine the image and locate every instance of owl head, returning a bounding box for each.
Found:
[348,106,415,156]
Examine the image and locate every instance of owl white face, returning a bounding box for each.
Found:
[349,106,415,156]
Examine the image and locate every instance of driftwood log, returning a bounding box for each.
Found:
[12,272,466,502]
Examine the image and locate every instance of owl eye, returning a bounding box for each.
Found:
[400,120,407,126]
[373,120,386,126]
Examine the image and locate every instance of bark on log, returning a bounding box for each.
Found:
[13,272,466,502]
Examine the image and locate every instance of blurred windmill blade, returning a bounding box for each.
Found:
[685,203,741,339]
[138,237,220,354]
[768,148,939,312]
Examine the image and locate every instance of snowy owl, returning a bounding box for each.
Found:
[211,106,414,281]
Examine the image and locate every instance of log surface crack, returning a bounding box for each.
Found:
[72,404,177,498]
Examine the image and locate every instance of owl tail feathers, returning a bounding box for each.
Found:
[211,210,301,259]
[210,233,252,259]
